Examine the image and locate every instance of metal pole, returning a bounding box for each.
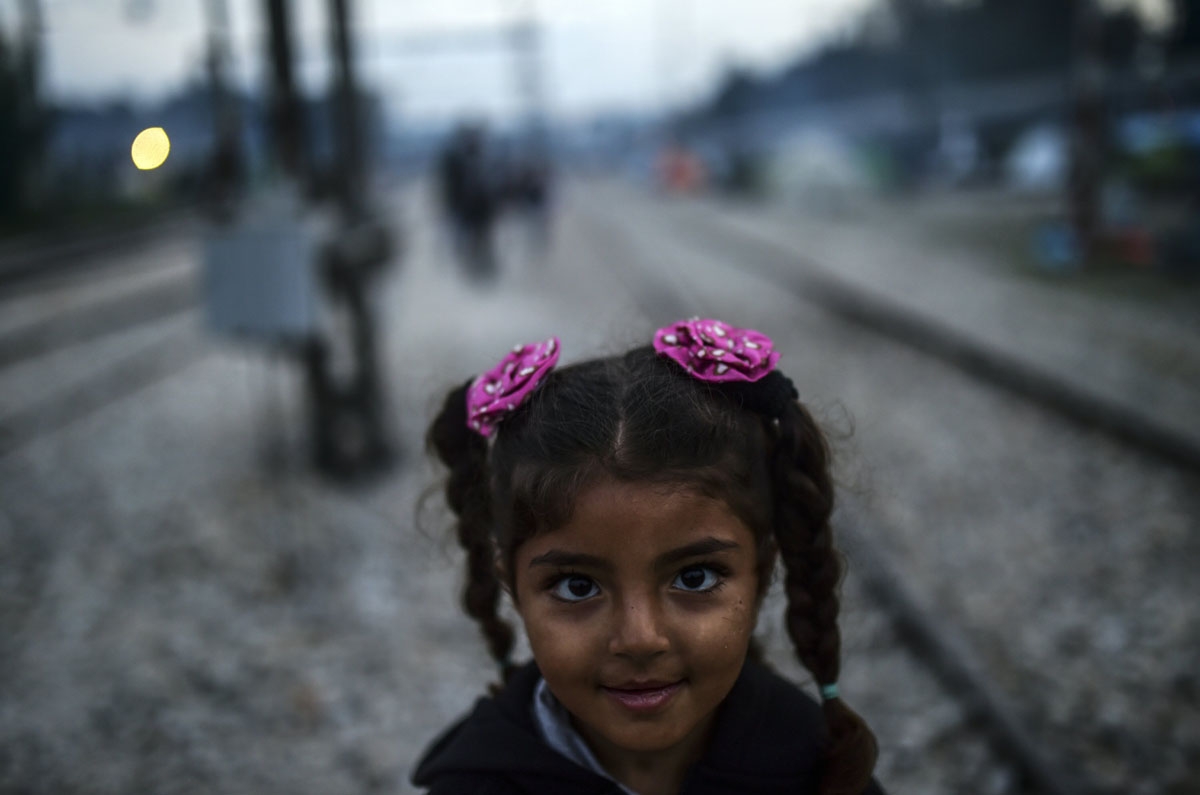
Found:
[261,0,336,473]
[329,0,365,219]
[510,1,544,140]
[889,0,940,151]
[15,0,44,210]
[1069,0,1105,266]
[320,0,394,478]
[203,0,243,219]
[263,0,305,179]
[16,0,41,86]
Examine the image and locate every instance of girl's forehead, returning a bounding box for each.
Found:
[515,478,754,563]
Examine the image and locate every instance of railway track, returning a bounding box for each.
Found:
[666,200,1200,475]
[3,185,1195,793]
[576,201,1075,794]
[0,214,194,298]
[575,185,1197,795]
[0,231,207,459]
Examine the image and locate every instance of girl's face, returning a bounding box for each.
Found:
[511,477,762,767]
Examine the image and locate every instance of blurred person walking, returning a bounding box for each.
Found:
[504,148,555,263]
[436,123,500,282]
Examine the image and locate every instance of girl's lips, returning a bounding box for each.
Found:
[602,682,683,712]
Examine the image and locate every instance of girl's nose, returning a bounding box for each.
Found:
[608,595,670,659]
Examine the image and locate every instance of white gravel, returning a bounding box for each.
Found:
[4,181,1194,794]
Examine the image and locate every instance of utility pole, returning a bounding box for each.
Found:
[16,0,41,93]
[329,0,365,217]
[205,0,392,480]
[317,0,395,478]
[654,0,673,133]
[510,2,544,143]
[888,0,940,149]
[261,0,394,479]
[15,0,46,210]
[1069,0,1106,266]
[260,0,339,475]
[263,0,306,181]
[203,0,242,220]
[654,0,696,137]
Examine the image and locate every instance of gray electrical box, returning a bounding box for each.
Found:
[202,203,318,340]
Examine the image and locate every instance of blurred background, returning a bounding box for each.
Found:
[1,1,1197,793]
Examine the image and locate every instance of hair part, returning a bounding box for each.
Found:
[426,345,877,793]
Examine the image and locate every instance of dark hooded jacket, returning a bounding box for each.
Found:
[411,659,886,795]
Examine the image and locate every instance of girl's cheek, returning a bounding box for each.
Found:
[684,598,756,645]
[525,601,600,639]
[526,615,605,667]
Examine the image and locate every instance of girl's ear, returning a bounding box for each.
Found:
[494,552,517,604]
[754,542,779,610]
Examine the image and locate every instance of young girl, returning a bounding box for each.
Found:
[412,319,884,795]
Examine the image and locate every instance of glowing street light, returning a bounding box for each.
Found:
[131,126,171,170]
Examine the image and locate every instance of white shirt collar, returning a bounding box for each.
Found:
[531,676,639,795]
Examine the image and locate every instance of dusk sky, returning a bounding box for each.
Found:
[7,0,881,123]
[1,0,1174,123]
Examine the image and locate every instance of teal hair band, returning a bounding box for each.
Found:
[819,682,840,701]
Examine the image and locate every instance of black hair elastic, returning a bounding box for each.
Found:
[721,370,799,419]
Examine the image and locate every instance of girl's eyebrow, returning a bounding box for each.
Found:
[528,550,613,571]
[655,537,740,567]
[527,537,740,571]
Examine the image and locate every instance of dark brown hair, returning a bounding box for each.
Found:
[426,344,877,794]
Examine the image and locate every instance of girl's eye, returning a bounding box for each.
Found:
[550,575,600,602]
[672,565,722,593]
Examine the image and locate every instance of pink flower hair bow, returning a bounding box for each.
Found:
[653,318,779,382]
[466,337,560,437]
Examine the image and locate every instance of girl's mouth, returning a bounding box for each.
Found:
[602,681,683,713]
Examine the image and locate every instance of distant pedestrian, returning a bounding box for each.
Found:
[504,150,554,261]
[436,123,499,280]
[413,319,886,795]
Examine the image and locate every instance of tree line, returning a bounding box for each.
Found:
[704,0,1200,122]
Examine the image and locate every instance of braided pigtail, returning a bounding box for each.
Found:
[768,400,878,795]
[427,380,517,688]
